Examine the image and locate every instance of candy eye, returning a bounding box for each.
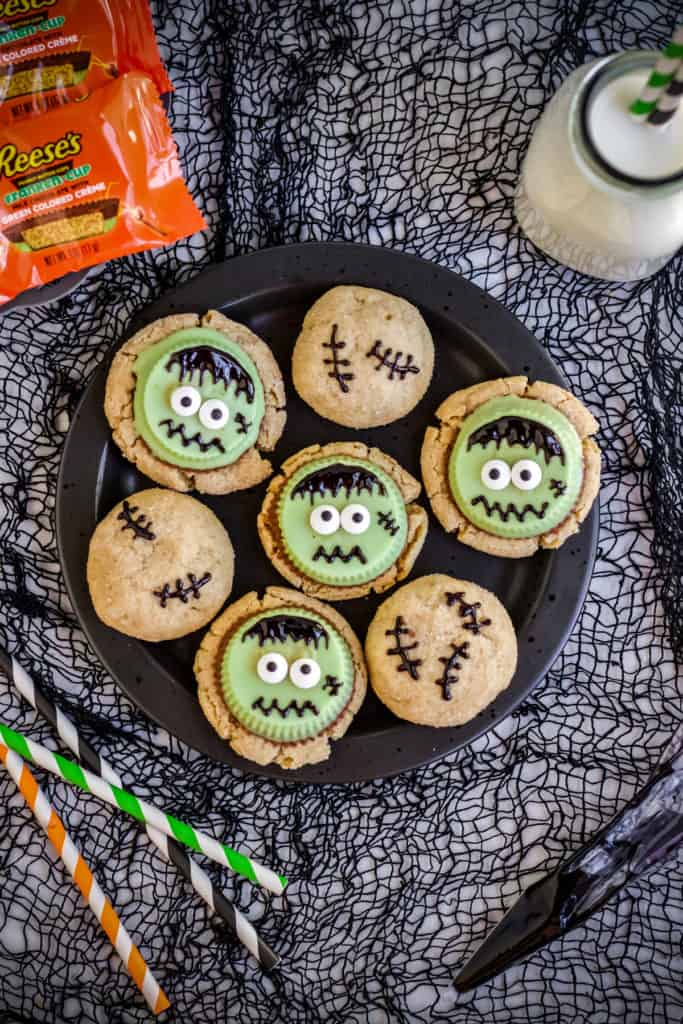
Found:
[340,503,371,535]
[310,505,340,535]
[198,399,230,430]
[481,459,511,490]
[170,386,201,417]
[256,653,288,684]
[289,658,321,689]
[511,459,542,491]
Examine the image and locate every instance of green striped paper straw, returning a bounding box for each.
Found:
[0,647,279,969]
[0,720,286,896]
[648,61,683,126]
[630,27,683,118]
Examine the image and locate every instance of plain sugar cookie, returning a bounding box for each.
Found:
[292,286,434,428]
[365,574,517,727]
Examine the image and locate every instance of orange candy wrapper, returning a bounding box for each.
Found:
[0,0,172,121]
[0,71,205,305]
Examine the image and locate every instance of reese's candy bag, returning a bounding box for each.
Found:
[0,71,205,304]
[0,0,171,121]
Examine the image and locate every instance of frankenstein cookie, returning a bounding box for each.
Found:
[421,377,601,558]
[104,311,286,495]
[366,574,517,727]
[257,442,428,601]
[291,286,434,428]
[87,489,234,642]
[195,587,367,769]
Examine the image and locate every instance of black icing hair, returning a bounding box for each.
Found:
[165,345,255,402]
[291,462,387,501]
[242,614,330,648]
[466,416,565,464]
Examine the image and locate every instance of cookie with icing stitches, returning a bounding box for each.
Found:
[104,310,286,495]
[195,587,367,769]
[366,574,517,727]
[257,441,429,601]
[291,286,434,428]
[421,377,601,558]
[87,488,234,641]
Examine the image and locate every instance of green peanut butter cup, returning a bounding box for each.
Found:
[222,608,355,742]
[133,327,265,470]
[448,395,583,539]
[277,456,408,587]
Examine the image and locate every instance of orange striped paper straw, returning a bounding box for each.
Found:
[0,742,170,1015]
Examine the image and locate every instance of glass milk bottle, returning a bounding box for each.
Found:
[515,52,683,280]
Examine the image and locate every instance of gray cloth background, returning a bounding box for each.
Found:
[1,1,682,1021]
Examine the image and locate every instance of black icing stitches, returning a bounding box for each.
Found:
[377,510,400,536]
[153,572,212,607]
[322,675,343,696]
[550,478,567,497]
[291,462,387,501]
[385,616,422,680]
[471,495,549,522]
[117,500,156,541]
[467,416,565,464]
[158,419,226,453]
[366,339,420,380]
[322,323,354,393]
[313,544,367,564]
[166,345,256,402]
[435,641,470,701]
[242,614,330,648]
[445,592,492,634]
[234,412,251,434]
[251,696,319,718]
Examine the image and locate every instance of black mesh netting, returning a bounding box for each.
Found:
[1,1,682,1021]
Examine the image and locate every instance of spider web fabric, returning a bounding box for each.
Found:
[1,0,682,1021]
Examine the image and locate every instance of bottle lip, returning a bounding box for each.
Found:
[574,51,683,192]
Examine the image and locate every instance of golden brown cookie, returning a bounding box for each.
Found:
[195,587,367,769]
[365,574,517,727]
[292,286,434,427]
[421,376,600,558]
[104,310,286,495]
[257,441,428,601]
[87,489,234,641]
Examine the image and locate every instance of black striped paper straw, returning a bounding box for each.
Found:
[0,645,279,971]
[630,27,683,120]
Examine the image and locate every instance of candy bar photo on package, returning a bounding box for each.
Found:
[0,0,171,120]
[3,196,118,250]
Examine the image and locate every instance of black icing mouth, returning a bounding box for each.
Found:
[158,418,226,453]
[471,495,549,522]
[251,696,319,718]
[312,544,367,565]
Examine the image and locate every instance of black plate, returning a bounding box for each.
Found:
[56,242,598,783]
